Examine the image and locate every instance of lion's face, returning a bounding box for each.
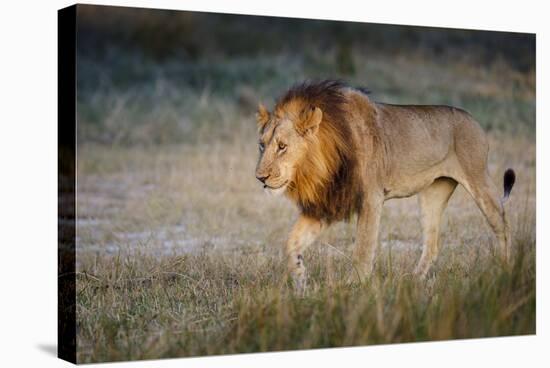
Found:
[255,103,323,195]
[255,118,306,195]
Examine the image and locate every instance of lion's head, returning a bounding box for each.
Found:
[255,101,324,195]
[255,80,360,221]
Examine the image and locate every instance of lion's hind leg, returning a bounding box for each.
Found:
[414,177,458,278]
[459,172,512,264]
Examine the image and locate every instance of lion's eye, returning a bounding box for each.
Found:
[259,143,265,152]
[278,142,287,151]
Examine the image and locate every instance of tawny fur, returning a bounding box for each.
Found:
[255,80,515,291]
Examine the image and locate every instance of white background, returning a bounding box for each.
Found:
[0,0,546,366]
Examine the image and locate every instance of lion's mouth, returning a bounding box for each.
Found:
[264,180,289,190]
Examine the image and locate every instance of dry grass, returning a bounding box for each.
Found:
[75,240,534,363]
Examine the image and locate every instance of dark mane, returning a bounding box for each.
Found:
[275,79,365,223]
[354,86,371,95]
[278,79,348,122]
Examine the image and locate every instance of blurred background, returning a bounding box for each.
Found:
[76,5,535,147]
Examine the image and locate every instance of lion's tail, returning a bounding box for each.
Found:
[502,168,516,204]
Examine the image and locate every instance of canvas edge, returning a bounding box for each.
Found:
[58,3,77,365]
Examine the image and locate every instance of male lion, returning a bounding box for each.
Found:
[255,80,515,291]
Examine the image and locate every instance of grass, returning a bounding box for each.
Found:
[74,39,535,363]
[75,227,535,363]
[77,48,535,146]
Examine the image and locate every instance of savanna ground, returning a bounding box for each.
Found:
[73,6,535,363]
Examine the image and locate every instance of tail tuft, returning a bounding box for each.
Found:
[503,168,516,201]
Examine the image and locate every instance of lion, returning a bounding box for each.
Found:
[255,80,515,291]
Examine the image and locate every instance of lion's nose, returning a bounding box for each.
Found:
[256,174,270,184]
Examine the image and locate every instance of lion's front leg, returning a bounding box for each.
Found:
[286,215,323,294]
[351,195,384,282]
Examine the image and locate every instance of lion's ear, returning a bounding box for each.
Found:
[297,106,323,136]
[256,103,270,131]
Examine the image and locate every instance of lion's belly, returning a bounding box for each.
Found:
[384,179,434,199]
[383,159,455,200]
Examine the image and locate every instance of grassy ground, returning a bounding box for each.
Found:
[75,47,535,363]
